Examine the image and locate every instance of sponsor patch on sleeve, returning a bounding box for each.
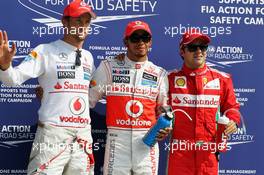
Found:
[23,50,39,62]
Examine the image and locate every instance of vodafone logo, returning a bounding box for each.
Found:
[69,97,86,115]
[80,1,87,7]
[125,100,144,118]
[60,116,89,124]
[135,21,142,25]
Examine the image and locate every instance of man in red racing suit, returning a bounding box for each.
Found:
[167,29,240,175]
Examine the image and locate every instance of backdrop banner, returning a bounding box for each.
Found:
[0,0,262,174]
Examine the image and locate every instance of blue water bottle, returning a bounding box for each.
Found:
[142,106,174,147]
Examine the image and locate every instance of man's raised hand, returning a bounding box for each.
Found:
[0,31,16,70]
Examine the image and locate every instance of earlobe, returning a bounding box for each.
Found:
[61,18,66,27]
[61,17,70,27]
[123,39,128,46]
[149,40,152,47]
[180,48,184,57]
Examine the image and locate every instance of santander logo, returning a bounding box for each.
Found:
[54,81,88,91]
[54,82,62,89]
[171,94,220,108]
[173,97,181,104]
[69,96,86,115]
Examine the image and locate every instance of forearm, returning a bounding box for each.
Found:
[0,66,20,86]
[89,88,104,108]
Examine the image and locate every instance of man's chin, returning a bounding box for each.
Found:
[135,53,147,58]
[194,62,205,69]
[79,36,87,40]
[75,36,86,42]
[135,51,148,57]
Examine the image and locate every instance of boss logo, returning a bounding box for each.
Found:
[57,71,75,79]
[112,75,130,83]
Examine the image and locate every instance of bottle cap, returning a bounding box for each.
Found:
[166,112,174,120]
[160,106,174,120]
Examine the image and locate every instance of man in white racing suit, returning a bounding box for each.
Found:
[89,20,168,175]
[0,0,96,174]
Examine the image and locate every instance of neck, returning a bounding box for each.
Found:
[127,52,147,62]
[184,63,205,70]
[63,35,84,49]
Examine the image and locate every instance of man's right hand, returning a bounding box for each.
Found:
[0,31,16,70]
[35,86,44,100]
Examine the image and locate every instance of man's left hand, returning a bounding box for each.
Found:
[224,120,238,135]
[156,127,172,141]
